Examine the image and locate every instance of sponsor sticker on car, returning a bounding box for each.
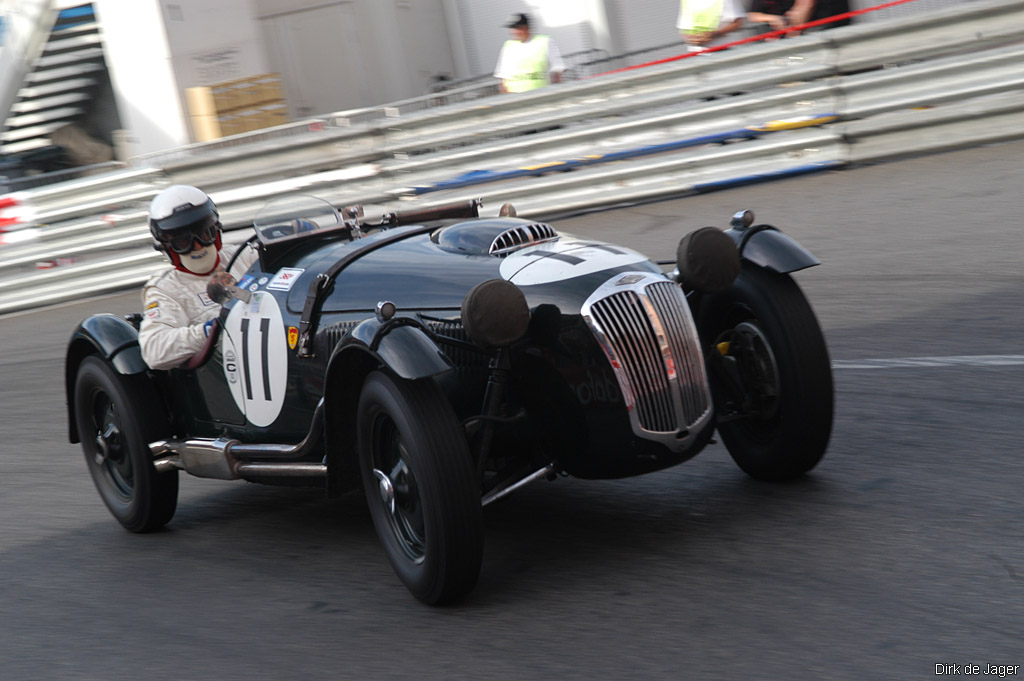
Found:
[267,268,304,291]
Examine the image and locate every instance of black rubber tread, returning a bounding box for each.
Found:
[74,356,178,532]
[698,265,834,480]
[356,370,483,605]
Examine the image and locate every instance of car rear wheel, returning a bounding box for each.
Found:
[698,264,834,480]
[74,356,178,531]
[356,370,483,605]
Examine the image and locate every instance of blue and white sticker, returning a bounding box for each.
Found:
[499,241,648,286]
[222,291,288,427]
[267,267,304,291]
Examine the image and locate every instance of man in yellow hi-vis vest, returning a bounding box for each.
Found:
[677,0,746,52]
[493,13,566,94]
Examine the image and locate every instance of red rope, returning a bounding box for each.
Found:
[598,0,925,76]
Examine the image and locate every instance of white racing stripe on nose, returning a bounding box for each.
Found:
[833,355,1024,370]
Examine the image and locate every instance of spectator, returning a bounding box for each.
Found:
[677,0,746,52]
[493,13,566,93]
[786,0,853,31]
[748,0,796,35]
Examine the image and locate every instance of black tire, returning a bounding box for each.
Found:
[74,356,178,532]
[698,264,834,481]
[356,370,483,605]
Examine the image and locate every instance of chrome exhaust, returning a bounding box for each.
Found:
[150,400,326,481]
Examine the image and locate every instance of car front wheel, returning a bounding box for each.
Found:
[698,264,834,481]
[74,356,178,531]
[356,370,483,605]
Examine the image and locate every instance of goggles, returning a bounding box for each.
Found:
[160,217,219,254]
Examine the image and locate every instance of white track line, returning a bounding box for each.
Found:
[833,355,1024,370]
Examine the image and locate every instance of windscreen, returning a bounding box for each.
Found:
[253,195,345,245]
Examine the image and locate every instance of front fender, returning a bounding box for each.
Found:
[65,314,148,443]
[320,318,452,497]
[345,317,452,380]
[724,225,819,274]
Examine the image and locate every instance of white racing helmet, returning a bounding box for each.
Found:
[149,185,223,273]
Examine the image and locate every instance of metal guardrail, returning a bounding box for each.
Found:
[1,0,1023,315]
[0,160,126,193]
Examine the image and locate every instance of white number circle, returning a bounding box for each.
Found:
[222,292,288,427]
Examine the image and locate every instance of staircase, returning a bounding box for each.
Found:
[1,3,116,182]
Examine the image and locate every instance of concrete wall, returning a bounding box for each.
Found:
[96,0,272,154]
[253,0,457,117]
[162,0,270,88]
[93,0,188,156]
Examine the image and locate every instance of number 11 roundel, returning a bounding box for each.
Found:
[222,291,288,427]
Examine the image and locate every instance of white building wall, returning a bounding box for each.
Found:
[253,0,457,117]
[93,0,189,156]
[605,0,685,55]
[161,0,269,88]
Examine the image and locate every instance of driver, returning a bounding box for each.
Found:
[139,184,258,370]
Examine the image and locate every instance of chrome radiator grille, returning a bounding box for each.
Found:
[584,276,711,434]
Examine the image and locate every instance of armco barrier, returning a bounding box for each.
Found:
[1,0,1023,315]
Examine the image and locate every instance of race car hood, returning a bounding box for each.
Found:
[279,229,504,314]
[270,227,661,316]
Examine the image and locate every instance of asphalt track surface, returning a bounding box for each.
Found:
[2,140,1022,680]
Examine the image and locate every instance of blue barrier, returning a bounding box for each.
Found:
[692,160,845,193]
[409,114,840,195]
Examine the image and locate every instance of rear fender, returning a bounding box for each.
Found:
[65,314,149,443]
[724,225,819,274]
[321,318,453,496]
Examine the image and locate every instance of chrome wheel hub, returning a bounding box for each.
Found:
[94,423,116,465]
[373,468,396,514]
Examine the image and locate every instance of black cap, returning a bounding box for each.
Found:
[504,13,529,29]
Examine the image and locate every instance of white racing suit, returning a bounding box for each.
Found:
[139,245,259,370]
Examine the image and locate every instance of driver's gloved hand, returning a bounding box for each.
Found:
[203,319,216,337]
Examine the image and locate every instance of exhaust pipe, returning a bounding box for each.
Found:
[151,400,327,481]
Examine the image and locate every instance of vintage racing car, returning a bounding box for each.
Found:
[66,196,833,605]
